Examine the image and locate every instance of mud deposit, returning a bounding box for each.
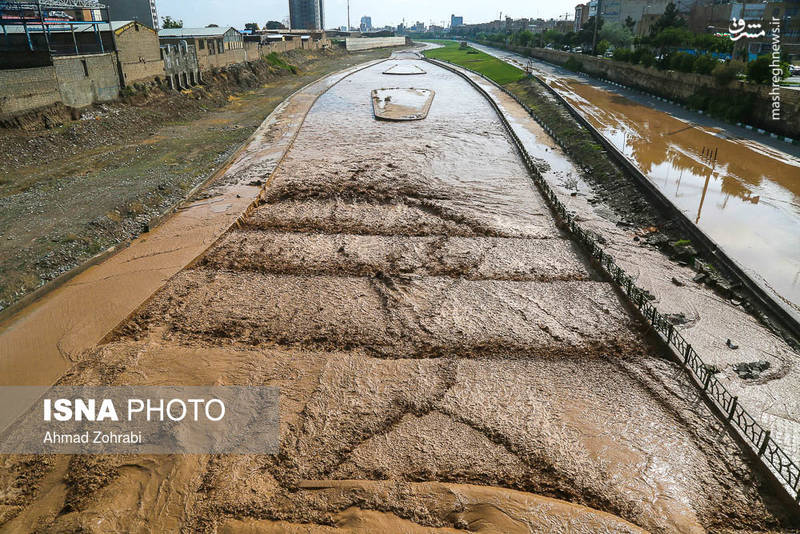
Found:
[0,56,791,533]
[372,88,435,121]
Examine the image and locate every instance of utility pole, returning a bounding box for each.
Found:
[347,0,350,31]
[592,0,601,55]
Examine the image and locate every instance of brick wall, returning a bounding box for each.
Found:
[256,37,330,57]
[0,66,60,116]
[115,22,165,85]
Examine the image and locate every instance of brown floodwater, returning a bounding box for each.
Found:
[554,79,800,313]
[472,43,800,318]
[0,60,381,386]
[0,52,791,533]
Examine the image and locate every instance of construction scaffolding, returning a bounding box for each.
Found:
[0,0,113,58]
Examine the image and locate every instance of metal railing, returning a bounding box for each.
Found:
[425,56,800,506]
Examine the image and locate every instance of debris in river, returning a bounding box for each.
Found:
[733,361,771,379]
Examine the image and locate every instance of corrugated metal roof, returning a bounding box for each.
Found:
[1,21,113,33]
[158,27,239,38]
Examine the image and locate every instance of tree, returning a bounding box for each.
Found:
[670,51,695,72]
[599,22,633,48]
[265,20,286,30]
[511,30,535,47]
[624,16,635,32]
[692,33,732,54]
[712,60,744,85]
[747,54,790,84]
[161,16,183,29]
[650,2,685,35]
[244,22,260,32]
[597,39,611,56]
[206,24,219,28]
[577,16,602,47]
[693,54,717,75]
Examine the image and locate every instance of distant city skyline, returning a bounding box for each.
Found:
[155,0,579,30]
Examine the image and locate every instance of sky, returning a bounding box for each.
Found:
[156,0,578,30]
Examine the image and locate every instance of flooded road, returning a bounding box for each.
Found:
[472,43,800,318]
[0,51,791,532]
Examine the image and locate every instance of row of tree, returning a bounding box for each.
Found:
[469,2,789,84]
[160,17,287,31]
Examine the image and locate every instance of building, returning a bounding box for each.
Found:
[0,0,122,117]
[360,16,372,32]
[159,27,244,70]
[161,40,200,90]
[574,4,589,31]
[598,0,622,24]
[616,0,670,35]
[102,0,158,29]
[113,20,164,86]
[451,14,464,28]
[687,1,799,60]
[289,0,324,30]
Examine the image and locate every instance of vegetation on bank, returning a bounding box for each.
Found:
[422,40,526,85]
[466,2,791,85]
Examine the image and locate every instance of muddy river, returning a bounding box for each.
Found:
[0,52,792,532]
[472,43,800,320]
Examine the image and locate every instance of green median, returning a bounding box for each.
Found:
[422,40,526,85]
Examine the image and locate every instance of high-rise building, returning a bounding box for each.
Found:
[450,14,463,28]
[103,0,159,28]
[289,0,325,30]
[360,15,372,32]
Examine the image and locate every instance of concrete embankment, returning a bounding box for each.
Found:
[490,43,800,139]
[0,52,791,533]
[446,43,800,494]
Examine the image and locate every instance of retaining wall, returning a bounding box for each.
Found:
[0,66,61,116]
[504,45,800,138]
[52,53,121,108]
[346,37,407,51]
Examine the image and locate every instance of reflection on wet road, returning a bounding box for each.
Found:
[472,42,800,317]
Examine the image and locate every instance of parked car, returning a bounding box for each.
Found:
[790,64,800,75]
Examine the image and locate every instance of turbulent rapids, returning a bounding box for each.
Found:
[0,50,791,533]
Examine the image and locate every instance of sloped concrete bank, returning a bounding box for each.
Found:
[424,56,800,512]
[481,42,800,140]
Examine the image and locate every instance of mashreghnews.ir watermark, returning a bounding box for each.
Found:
[769,17,782,121]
